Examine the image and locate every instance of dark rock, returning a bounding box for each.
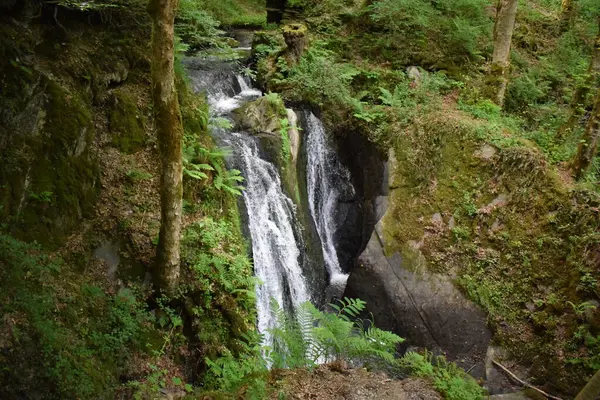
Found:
[330,126,387,273]
[345,226,492,377]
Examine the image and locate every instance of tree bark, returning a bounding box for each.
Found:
[576,368,600,400]
[557,19,600,140]
[282,23,308,65]
[148,0,183,295]
[572,89,600,180]
[559,0,575,33]
[485,0,519,106]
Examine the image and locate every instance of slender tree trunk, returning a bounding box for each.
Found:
[557,19,600,140]
[576,368,600,400]
[148,0,183,295]
[559,0,575,33]
[485,0,519,106]
[572,89,600,180]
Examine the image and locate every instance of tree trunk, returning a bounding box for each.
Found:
[282,23,308,65]
[557,19,600,140]
[576,368,600,400]
[572,89,600,180]
[485,0,519,106]
[559,0,575,33]
[148,0,183,295]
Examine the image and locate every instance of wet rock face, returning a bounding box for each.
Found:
[330,129,387,273]
[345,226,493,376]
[342,144,492,376]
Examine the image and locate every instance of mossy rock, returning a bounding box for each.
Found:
[0,75,99,246]
[233,93,287,135]
[108,88,146,154]
[378,110,600,393]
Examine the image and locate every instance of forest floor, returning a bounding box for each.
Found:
[269,364,441,400]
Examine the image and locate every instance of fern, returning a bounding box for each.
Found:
[213,164,245,196]
[183,162,213,180]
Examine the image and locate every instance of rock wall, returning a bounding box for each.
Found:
[0,12,150,246]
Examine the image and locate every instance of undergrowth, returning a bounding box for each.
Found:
[204,298,485,399]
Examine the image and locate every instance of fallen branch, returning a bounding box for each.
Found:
[492,359,563,400]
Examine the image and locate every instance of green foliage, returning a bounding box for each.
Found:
[279,118,291,164]
[368,0,492,62]
[205,332,268,399]
[213,165,245,196]
[126,168,152,182]
[0,234,154,398]
[206,298,404,397]
[194,0,266,27]
[176,0,225,50]
[278,45,355,109]
[180,213,256,357]
[400,351,486,400]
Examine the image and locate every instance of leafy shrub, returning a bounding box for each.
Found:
[176,0,224,50]
[195,0,266,27]
[181,216,256,357]
[205,298,404,397]
[0,234,153,398]
[279,45,355,109]
[400,351,486,400]
[368,0,492,63]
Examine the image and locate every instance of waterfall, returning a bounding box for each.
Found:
[305,112,354,291]
[184,55,354,350]
[232,134,310,346]
[184,57,312,346]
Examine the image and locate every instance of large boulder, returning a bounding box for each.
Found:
[233,94,287,135]
[344,148,493,377]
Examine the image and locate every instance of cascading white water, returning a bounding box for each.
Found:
[194,67,311,347]
[305,112,354,290]
[184,55,355,350]
[232,134,310,347]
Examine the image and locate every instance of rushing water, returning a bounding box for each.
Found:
[234,134,310,345]
[185,58,311,346]
[305,112,354,292]
[185,55,354,348]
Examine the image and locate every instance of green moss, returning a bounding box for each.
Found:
[0,234,156,398]
[381,109,600,393]
[6,78,100,246]
[109,88,146,154]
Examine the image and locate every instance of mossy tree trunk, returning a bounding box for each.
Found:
[148,0,183,295]
[485,0,519,106]
[282,23,308,65]
[576,368,600,400]
[560,0,576,33]
[557,19,600,140]
[572,89,600,180]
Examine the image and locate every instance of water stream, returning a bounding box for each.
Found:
[305,112,353,292]
[184,54,354,348]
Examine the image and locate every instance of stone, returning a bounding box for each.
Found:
[345,226,492,378]
[94,240,120,280]
[406,66,422,86]
[485,346,527,394]
[488,394,532,400]
[448,216,456,230]
[233,95,287,135]
[479,193,509,214]
[475,144,498,161]
[287,108,301,163]
[431,213,443,224]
